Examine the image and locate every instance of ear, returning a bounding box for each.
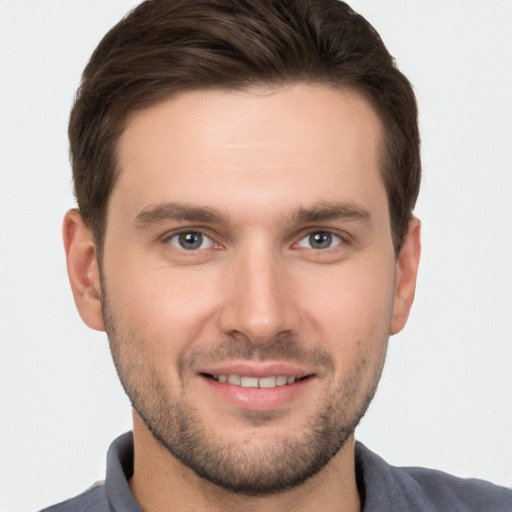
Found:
[63,209,106,331]
[390,217,421,335]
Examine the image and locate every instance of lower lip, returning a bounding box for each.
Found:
[200,375,314,411]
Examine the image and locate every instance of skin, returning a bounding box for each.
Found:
[64,84,421,512]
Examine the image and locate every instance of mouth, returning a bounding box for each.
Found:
[201,373,312,388]
[196,362,317,411]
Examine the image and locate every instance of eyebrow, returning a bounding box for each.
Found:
[133,201,371,228]
[289,202,371,224]
[134,202,228,227]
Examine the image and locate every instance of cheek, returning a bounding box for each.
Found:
[103,255,222,361]
[296,260,396,350]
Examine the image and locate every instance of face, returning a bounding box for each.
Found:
[70,84,418,495]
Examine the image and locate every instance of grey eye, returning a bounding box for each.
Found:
[168,232,212,250]
[298,231,342,250]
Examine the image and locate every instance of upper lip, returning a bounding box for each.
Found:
[198,361,314,379]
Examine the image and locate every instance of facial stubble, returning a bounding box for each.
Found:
[101,288,389,496]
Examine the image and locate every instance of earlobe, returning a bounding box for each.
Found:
[390,217,421,335]
[63,209,106,331]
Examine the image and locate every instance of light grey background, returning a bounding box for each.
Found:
[1,1,511,510]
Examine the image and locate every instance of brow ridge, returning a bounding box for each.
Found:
[133,200,371,228]
[134,202,227,227]
[290,202,371,224]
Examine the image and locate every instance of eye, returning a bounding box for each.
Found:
[297,231,343,250]
[167,231,213,251]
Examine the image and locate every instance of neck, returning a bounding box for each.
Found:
[129,412,361,512]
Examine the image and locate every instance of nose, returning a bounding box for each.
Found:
[218,245,299,344]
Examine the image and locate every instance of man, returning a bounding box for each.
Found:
[41,0,511,510]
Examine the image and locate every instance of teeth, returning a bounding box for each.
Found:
[227,375,241,385]
[259,376,276,388]
[240,376,259,388]
[213,374,301,388]
[276,376,288,386]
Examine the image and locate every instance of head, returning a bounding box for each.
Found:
[64,0,421,498]
[69,0,420,258]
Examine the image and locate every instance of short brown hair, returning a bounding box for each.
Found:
[69,0,420,255]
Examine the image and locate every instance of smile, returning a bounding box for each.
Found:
[208,374,304,388]
[199,368,315,411]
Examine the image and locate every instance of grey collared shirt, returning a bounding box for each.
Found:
[41,432,512,511]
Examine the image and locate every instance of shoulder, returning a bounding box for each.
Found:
[39,481,110,512]
[400,465,512,511]
[39,432,139,512]
[355,442,512,511]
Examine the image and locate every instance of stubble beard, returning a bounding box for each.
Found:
[101,294,388,496]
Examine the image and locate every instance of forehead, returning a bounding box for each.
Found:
[113,84,386,225]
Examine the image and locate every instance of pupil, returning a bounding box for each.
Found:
[179,232,202,250]
[311,232,331,249]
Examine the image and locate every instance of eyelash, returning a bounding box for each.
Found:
[296,231,343,250]
[163,229,347,252]
[165,231,216,251]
